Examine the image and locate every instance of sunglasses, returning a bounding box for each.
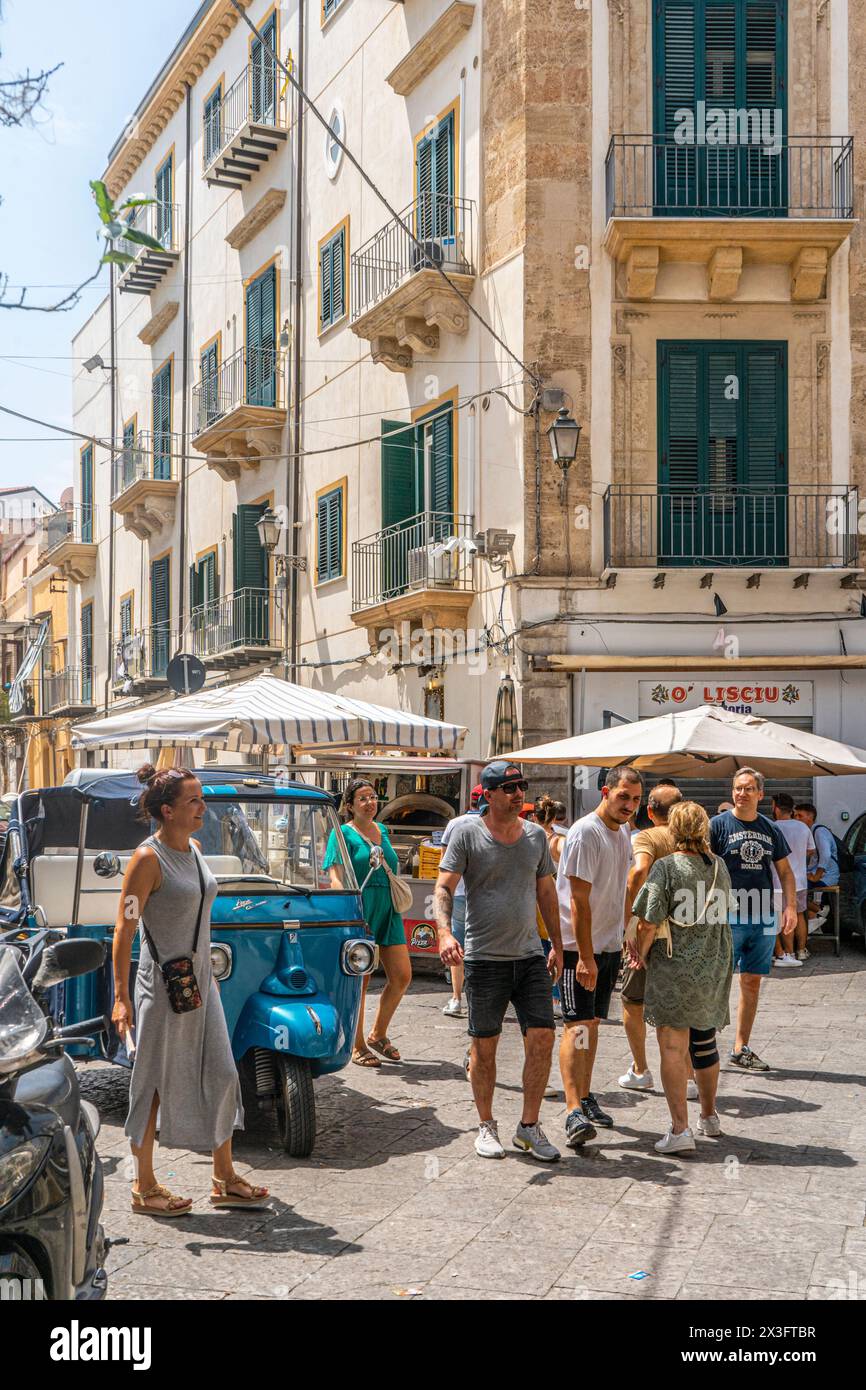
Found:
[497,780,528,794]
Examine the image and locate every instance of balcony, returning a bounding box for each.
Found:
[187,588,282,670]
[603,485,859,573]
[604,136,855,301]
[9,680,36,723]
[202,63,288,191]
[116,200,181,296]
[350,194,476,371]
[191,346,286,480]
[45,667,96,718]
[110,432,179,539]
[39,507,97,583]
[113,625,171,697]
[350,510,475,646]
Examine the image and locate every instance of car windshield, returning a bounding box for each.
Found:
[199,798,358,891]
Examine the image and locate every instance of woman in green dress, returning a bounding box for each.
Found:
[632,800,733,1155]
[323,778,412,1067]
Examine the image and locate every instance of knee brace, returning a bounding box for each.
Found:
[688,1027,719,1071]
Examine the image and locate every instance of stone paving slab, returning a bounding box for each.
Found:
[85,947,866,1301]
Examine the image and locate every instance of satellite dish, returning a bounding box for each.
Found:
[166,653,206,696]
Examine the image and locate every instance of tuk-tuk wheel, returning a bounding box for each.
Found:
[275,1055,316,1158]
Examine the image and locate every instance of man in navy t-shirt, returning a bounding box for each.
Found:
[710,766,797,1073]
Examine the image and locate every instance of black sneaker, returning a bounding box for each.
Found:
[581,1093,614,1127]
[729,1046,771,1072]
[565,1108,597,1148]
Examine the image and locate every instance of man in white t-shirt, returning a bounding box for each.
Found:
[556,766,643,1147]
[771,791,816,967]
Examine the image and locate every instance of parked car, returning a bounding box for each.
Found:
[838,814,866,941]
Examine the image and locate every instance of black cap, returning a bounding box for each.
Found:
[480,760,526,792]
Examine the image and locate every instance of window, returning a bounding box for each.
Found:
[190,549,219,614]
[150,555,171,678]
[245,264,277,406]
[322,0,344,22]
[152,360,172,478]
[653,0,786,213]
[325,103,345,179]
[416,109,455,240]
[316,481,345,584]
[81,603,93,703]
[380,398,455,594]
[155,151,174,246]
[233,503,269,644]
[120,595,133,645]
[250,12,277,124]
[80,444,93,543]
[657,340,787,565]
[204,82,223,165]
[200,337,220,426]
[120,417,137,492]
[318,221,347,332]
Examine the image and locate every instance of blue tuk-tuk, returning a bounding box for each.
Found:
[0,769,376,1156]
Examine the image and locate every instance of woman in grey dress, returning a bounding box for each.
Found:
[112,766,268,1216]
[632,800,733,1156]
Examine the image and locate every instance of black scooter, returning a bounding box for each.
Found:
[0,930,109,1300]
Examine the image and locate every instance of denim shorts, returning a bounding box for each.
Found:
[463,954,554,1038]
[731,920,776,976]
[451,896,466,949]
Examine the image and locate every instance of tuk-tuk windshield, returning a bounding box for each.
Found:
[199,798,358,891]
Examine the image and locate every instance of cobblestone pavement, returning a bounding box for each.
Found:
[89,943,866,1301]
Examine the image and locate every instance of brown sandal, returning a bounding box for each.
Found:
[351,1046,382,1068]
[131,1182,192,1217]
[210,1174,270,1209]
[367,1034,401,1062]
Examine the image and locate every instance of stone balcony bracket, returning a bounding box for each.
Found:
[44,542,98,585]
[111,478,179,540]
[351,586,475,651]
[192,405,287,482]
[351,269,475,373]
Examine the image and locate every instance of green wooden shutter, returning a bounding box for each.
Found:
[121,419,136,491]
[201,341,219,424]
[744,2,785,210]
[155,154,173,246]
[655,0,698,210]
[319,238,332,330]
[743,344,786,561]
[204,84,222,164]
[81,604,93,703]
[80,445,93,543]
[428,406,454,518]
[233,504,268,644]
[417,113,454,240]
[150,556,170,677]
[246,265,276,406]
[317,487,343,583]
[319,229,345,330]
[152,362,172,479]
[251,14,277,124]
[381,420,422,596]
[120,596,132,645]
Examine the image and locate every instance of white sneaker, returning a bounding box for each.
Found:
[796,948,810,962]
[475,1120,506,1159]
[774,953,802,968]
[654,1127,696,1154]
[686,1079,699,1101]
[697,1113,722,1137]
[442,997,465,1018]
[618,1066,654,1091]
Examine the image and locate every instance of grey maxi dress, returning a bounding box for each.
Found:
[125,836,243,1151]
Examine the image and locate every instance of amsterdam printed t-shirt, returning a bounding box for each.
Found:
[709,810,790,926]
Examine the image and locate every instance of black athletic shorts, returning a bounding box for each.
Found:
[463,955,555,1038]
[560,949,621,1022]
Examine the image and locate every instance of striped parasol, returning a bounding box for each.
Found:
[489,674,517,757]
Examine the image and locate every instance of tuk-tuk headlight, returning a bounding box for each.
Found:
[0,1137,51,1210]
[341,939,377,976]
[210,944,233,981]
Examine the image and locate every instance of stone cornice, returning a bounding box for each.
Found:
[103,0,253,199]
[225,188,288,249]
[386,2,475,97]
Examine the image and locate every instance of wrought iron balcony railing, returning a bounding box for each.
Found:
[40,505,94,553]
[191,346,284,437]
[113,626,172,689]
[603,485,859,569]
[112,431,178,498]
[202,61,287,173]
[605,135,854,220]
[45,666,95,713]
[187,587,274,659]
[351,194,475,321]
[116,199,180,258]
[352,510,475,611]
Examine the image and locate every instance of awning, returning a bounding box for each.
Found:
[71,672,468,755]
[8,618,49,714]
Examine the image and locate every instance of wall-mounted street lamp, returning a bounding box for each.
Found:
[546,406,582,503]
[256,507,307,590]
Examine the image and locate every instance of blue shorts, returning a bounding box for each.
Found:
[452,896,466,949]
[731,920,776,976]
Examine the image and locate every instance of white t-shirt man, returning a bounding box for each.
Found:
[771,816,815,904]
[556,811,633,953]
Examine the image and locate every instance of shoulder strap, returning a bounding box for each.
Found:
[692,858,720,927]
[190,844,206,956]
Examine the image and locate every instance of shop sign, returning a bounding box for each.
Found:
[638,679,813,718]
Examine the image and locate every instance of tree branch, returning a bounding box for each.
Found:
[0,260,104,312]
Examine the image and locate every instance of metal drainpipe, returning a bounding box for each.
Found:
[287,0,306,679]
[104,261,117,736]
[531,395,542,575]
[178,83,194,645]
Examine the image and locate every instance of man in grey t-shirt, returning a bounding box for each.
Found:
[436,761,563,1163]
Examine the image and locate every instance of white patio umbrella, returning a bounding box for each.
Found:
[506,704,866,778]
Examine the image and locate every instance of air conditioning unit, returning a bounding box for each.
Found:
[410,234,466,274]
[408,545,457,590]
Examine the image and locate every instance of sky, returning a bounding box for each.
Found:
[0,0,197,505]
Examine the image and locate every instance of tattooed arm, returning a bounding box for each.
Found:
[434,870,463,965]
